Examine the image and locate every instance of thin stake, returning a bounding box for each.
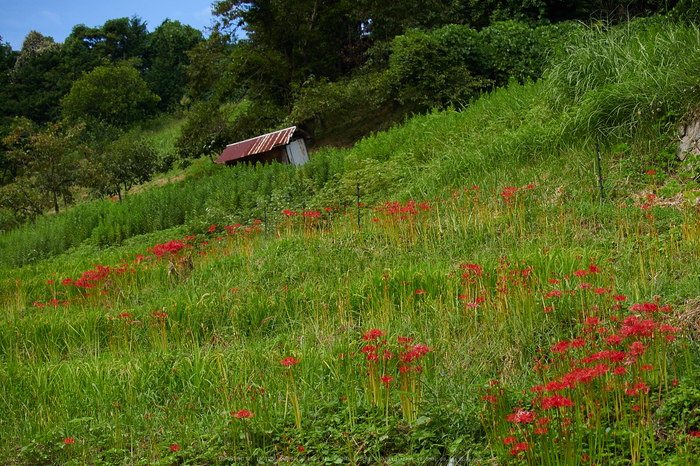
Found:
[596,143,605,201]
[357,183,361,231]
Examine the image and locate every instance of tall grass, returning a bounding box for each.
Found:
[2,18,699,268]
[546,18,700,141]
[0,181,699,464]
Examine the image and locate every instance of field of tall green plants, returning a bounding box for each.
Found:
[2,17,700,466]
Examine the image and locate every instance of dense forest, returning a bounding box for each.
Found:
[0,0,693,231]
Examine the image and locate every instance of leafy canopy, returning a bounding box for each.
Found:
[61,62,160,127]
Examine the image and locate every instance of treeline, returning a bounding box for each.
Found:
[177,0,684,158]
[0,0,693,233]
[0,17,202,228]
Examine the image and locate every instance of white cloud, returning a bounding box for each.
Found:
[193,6,212,20]
[41,10,61,26]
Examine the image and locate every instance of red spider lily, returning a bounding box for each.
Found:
[503,436,517,445]
[538,394,575,410]
[282,209,298,217]
[550,340,570,353]
[509,442,529,455]
[415,289,426,295]
[613,367,627,375]
[254,219,262,224]
[303,210,321,218]
[280,357,299,367]
[646,170,656,175]
[46,280,54,285]
[148,240,188,258]
[117,313,131,318]
[630,302,662,314]
[628,341,647,356]
[298,446,305,452]
[613,295,627,302]
[500,186,518,203]
[507,410,536,424]
[63,438,74,445]
[606,334,623,345]
[581,350,626,364]
[381,375,394,385]
[460,263,484,277]
[585,317,599,326]
[573,269,588,277]
[397,336,413,344]
[362,329,386,341]
[634,381,650,392]
[208,225,217,232]
[588,264,601,274]
[61,278,74,286]
[73,265,112,288]
[170,444,180,452]
[232,409,254,418]
[544,290,562,299]
[548,278,560,284]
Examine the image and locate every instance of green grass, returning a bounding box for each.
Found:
[2,16,700,465]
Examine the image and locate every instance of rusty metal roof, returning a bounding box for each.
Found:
[215,126,298,164]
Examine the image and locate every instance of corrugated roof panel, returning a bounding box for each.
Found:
[215,126,297,164]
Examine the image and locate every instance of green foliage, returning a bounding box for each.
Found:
[0,117,84,218]
[545,17,700,142]
[88,134,160,200]
[61,16,149,78]
[174,100,238,161]
[479,20,579,85]
[61,62,160,127]
[387,26,490,109]
[2,32,68,124]
[660,379,700,432]
[144,19,203,110]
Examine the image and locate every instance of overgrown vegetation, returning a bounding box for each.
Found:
[2,14,700,465]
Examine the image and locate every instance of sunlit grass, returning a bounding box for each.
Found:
[1,180,699,464]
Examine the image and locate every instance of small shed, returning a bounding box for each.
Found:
[214,126,310,167]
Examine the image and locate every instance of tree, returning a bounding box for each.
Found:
[61,62,160,127]
[61,16,150,79]
[212,0,365,100]
[2,31,69,124]
[144,19,203,110]
[1,118,84,215]
[89,135,158,201]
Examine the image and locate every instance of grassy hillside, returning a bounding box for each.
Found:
[2,17,700,465]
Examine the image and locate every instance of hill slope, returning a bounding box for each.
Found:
[1,17,700,465]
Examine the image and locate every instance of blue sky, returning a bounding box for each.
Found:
[0,0,216,50]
